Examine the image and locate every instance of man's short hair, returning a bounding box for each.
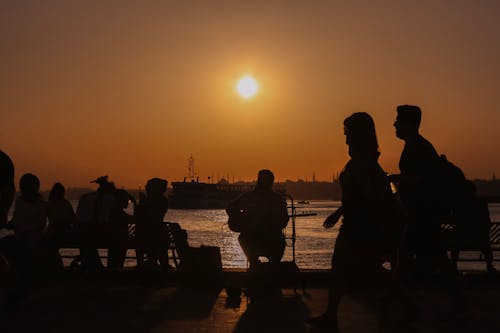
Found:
[397,104,421,128]
[257,169,274,188]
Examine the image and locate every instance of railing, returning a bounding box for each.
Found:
[441,221,500,262]
[58,221,183,268]
[285,195,317,263]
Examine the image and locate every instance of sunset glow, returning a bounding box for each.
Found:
[1,2,499,188]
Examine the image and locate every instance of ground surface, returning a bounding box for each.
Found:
[3,280,500,333]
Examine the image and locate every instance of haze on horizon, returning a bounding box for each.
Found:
[1,0,499,189]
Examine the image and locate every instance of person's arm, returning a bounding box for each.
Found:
[8,199,20,230]
[226,194,243,216]
[323,206,343,229]
[276,196,289,230]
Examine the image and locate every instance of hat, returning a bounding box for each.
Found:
[90,175,109,185]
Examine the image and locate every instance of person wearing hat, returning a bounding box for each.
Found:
[75,175,116,270]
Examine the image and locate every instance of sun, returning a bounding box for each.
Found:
[236,75,259,99]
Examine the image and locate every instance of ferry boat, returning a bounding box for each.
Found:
[169,155,286,209]
[169,179,254,209]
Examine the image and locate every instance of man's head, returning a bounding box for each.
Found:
[256,169,274,190]
[19,173,40,202]
[145,178,168,196]
[394,104,421,140]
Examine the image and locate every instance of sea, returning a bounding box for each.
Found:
[58,200,500,271]
[7,200,497,270]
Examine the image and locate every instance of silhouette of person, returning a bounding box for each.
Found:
[5,173,48,277]
[450,180,495,273]
[0,150,15,229]
[391,104,465,310]
[11,174,47,248]
[47,183,75,246]
[46,183,75,268]
[75,176,116,271]
[226,169,289,269]
[108,189,135,268]
[306,113,414,331]
[135,178,169,269]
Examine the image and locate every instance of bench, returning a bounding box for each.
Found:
[57,221,184,269]
[442,221,500,267]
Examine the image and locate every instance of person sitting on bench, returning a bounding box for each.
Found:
[226,169,289,269]
[451,180,495,273]
[135,178,169,269]
[108,189,135,268]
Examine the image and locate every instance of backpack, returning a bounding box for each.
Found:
[436,154,468,219]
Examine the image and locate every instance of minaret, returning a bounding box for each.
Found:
[188,154,196,181]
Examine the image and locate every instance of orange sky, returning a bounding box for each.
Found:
[1,1,499,189]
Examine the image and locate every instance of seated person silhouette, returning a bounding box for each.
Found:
[9,173,48,273]
[75,176,116,270]
[47,183,75,246]
[135,178,169,269]
[11,173,47,249]
[226,169,289,269]
[108,189,136,268]
[451,180,495,273]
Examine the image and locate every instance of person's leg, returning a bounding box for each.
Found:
[266,236,285,264]
[482,245,496,273]
[425,220,465,310]
[107,229,118,268]
[306,235,351,330]
[374,257,421,326]
[108,245,118,268]
[450,249,459,270]
[135,248,145,266]
[117,245,127,268]
[158,225,172,269]
[238,233,260,267]
[481,222,496,272]
[324,266,348,318]
[134,227,145,266]
[305,264,346,331]
[0,208,7,229]
[144,230,159,266]
[112,231,128,268]
[80,227,103,271]
[432,250,466,312]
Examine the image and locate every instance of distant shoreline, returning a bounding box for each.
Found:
[32,179,500,203]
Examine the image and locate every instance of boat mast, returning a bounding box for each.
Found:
[188,154,197,182]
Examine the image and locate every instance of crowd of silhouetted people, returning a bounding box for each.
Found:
[0,104,496,329]
[0,159,172,277]
[223,105,495,330]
